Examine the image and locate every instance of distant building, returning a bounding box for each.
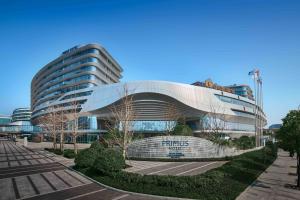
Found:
[192,79,234,94]
[0,108,39,135]
[226,84,254,100]
[269,124,282,130]
[192,79,254,101]
[264,124,282,136]
[11,108,32,123]
[0,115,11,126]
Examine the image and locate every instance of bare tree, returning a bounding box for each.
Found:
[37,105,60,150]
[67,100,82,155]
[194,113,209,137]
[163,102,181,135]
[57,110,68,152]
[206,103,227,136]
[197,103,227,140]
[105,84,135,159]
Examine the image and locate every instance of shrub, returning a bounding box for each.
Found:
[93,148,125,174]
[265,141,277,157]
[63,149,76,158]
[75,148,99,168]
[232,136,255,150]
[90,141,106,150]
[173,124,193,136]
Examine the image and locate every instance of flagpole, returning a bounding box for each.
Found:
[253,74,258,147]
[257,75,263,147]
[260,77,263,146]
[257,78,259,147]
[249,69,259,147]
[258,78,261,146]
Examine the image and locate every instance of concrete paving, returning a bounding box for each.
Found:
[16,139,91,151]
[237,150,300,200]
[0,140,173,200]
[125,160,226,176]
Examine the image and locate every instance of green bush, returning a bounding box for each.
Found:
[93,148,125,174]
[90,141,106,150]
[265,141,278,157]
[232,136,255,150]
[173,124,193,136]
[63,149,76,158]
[75,148,99,168]
[77,143,277,200]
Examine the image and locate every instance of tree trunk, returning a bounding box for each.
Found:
[60,132,64,152]
[122,148,126,160]
[297,154,300,188]
[73,135,78,154]
[122,132,126,159]
[53,134,57,150]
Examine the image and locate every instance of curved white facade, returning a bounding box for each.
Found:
[79,80,266,137]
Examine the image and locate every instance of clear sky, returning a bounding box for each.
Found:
[0,0,299,126]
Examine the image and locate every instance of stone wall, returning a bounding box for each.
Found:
[127,136,260,159]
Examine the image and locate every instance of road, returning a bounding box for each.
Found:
[126,160,226,176]
[0,140,166,200]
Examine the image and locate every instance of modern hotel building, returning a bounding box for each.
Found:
[31,44,123,142]
[31,43,266,142]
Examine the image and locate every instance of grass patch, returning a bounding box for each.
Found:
[76,143,277,200]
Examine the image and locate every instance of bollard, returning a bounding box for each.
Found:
[24,137,28,147]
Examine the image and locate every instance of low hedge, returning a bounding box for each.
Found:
[45,148,77,158]
[63,149,76,158]
[76,142,277,200]
[44,148,63,155]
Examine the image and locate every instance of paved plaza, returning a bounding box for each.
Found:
[0,140,168,200]
[125,160,226,176]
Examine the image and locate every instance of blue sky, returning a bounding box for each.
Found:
[0,0,299,125]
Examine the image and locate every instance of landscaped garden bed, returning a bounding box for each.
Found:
[74,141,277,200]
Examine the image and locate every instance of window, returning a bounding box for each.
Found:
[215,94,254,109]
[60,91,93,101]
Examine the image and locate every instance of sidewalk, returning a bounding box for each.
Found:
[237,150,300,200]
